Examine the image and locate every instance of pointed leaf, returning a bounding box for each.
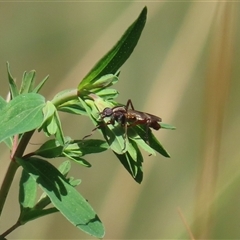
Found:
[0,97,12,147]
[57,99,87,115]
[95,88,119,100]
[41,101,64,145]
[114,144,143,184]
[20,70,35,94]
[83,74,119,92]
[6,62,18,98]
[34,139,64,158]
[161,123,176,130]
[78,7,147,90]
[33,161,73,211]
[32,75,49,93]
[66,139,108,156]
[135,125,171,157]
[127,127,156,156]
[57,160,72,176]
[17,157,104,238]
[0,93,45,143]
[63,153,92,167]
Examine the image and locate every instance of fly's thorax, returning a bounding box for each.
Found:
[112,106,126,113]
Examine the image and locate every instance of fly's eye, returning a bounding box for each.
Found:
[104,107,113,116]
[101,107,113,117]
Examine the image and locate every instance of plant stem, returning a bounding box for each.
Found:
[0,220,21,238]
[13,130,35,158]
[0,160,19,216]
[0,130,35,217]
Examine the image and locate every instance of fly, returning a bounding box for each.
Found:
[83,99,162,150]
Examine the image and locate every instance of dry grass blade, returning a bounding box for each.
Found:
[194,2,236,238]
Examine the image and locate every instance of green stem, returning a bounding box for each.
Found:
[0,220,21,238]
[14,131,35,158]
[0,160,19,216]
[0,130,35,217]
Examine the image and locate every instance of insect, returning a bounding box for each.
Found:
[83,99,162,150]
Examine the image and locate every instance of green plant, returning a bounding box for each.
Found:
[0,7,174,239]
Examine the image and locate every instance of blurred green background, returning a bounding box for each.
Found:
[0,2,240,239]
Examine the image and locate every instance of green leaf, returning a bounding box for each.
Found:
[65,139,108,156]
[68,177,81,187]
[135,125,171,157]
[92,74,118,88]
[114,144,143,184]
[34,139,64,158]
[58,160,72,177]
[41,101,64,145]
[20,70,36,94]
[57,99,87,115]
[17,157,104,238]
[58,161,82,187]
[128,127,156,156]
[54,113,65,145]
[161,123,176,130]
[32,75,49,93]
[0,97,12,148]
[18,170,51,225]
[83,74,119,92]
[63,153,92,167]
[81,74,119,101]
[19,169,37,209]
[78,6,147,90]
[41,101,56,123]
[51,89,79,109]
[0,96,6,110]
[95,88,119,100]
[100,123,127,154]
[0,93,45,143]
[32,161,74,211]
[6,62,18,98]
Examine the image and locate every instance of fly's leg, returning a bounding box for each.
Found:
[126,99,135,110]
[82,118,115,140]
[145,120,150,145]
[126,118,151,145]
[82,125,100,140]
[117,114,128,151]
[122,122,128,151]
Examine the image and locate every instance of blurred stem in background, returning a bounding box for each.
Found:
[194,2,236,238]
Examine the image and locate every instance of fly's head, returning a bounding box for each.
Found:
[99,107,114,120]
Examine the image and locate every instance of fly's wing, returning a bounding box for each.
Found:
[146,113,161,130]
[145,112,162,122]
[127,110,162,130]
